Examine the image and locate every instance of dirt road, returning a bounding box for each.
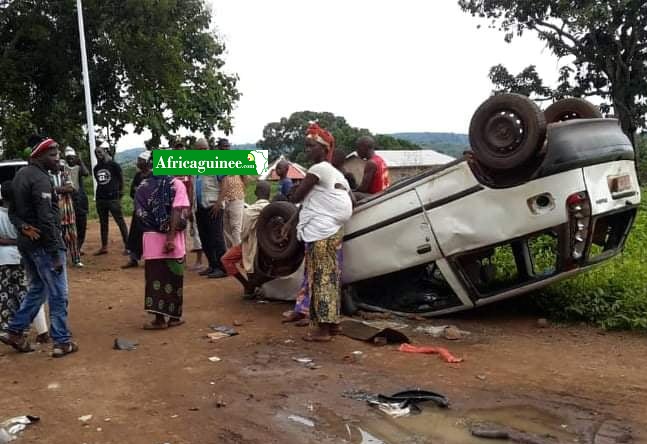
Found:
[1,222,645,443]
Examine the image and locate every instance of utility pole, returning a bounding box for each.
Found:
[76,0,98,196]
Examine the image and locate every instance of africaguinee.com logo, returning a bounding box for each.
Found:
[152,150,269,176]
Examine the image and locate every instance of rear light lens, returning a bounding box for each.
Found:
[567,192,591,261]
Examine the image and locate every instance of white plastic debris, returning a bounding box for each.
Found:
[287,415,315,428]
[208,356,221,363]
[0,416,39,442]
[78,415,93,423]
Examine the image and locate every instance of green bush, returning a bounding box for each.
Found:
[536,188,647,330]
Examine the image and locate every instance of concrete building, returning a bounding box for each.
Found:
[344,149,455,185]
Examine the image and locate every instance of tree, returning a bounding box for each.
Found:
[257,111,419,165]
[0,0,240,158]
[459,0,647,150]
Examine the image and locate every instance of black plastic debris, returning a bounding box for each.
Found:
[339,320,410,344]
[378,390,450,409]
[113,338,138,351]
[342,388,449,417]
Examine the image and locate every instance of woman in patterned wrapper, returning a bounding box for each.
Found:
[282,123,353,342]
[134,156,191,330]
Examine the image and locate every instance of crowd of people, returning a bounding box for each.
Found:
[0,125,390,356]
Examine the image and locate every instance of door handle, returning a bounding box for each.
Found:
[417,244,432,255]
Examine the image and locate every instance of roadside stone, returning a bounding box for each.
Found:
[537,318,549,328]
[443,326,464,340]
[233,320,243,326]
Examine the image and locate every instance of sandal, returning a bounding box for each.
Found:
[282,311,306,324]
[0,331,34,353]
[303,334,333,343]
[143,321,168,330]
[295,318,310,327]
[167,319,185,328]
[52,342,79,358]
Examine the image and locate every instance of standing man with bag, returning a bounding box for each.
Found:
[193,138,227,279]
[0,138,78,357]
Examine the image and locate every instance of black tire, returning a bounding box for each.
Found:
[256,201,302,261]
[341,285,358,316]
[469,93,546,171]
[544,98,602,123]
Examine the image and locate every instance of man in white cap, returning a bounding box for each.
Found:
[122,150,152,268]
[64,147,90,254]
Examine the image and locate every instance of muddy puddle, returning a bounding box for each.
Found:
[352,404,577,444]
[278,403,581,444]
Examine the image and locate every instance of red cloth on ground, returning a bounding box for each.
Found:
[221,244,242,276]
[398,343,463,364]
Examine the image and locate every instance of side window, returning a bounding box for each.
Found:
[0,166,18,183]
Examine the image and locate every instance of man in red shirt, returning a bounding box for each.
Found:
[354,136,390,200]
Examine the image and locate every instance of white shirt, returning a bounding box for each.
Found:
[0,208,22,265]
[297,162,353,243]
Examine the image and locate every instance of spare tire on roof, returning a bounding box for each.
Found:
[544,98,602,123]
[469,93,547,171]
[256,201,302,262]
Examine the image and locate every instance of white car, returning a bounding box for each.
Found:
[257,95,641,316]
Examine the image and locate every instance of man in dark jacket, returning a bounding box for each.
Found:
[93,146,129,255]
[0,137,78,357]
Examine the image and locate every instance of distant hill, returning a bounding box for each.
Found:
[388,132,469,158]
[115,147,145,166]
[232,143,257,150]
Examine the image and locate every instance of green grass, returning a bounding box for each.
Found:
[535,188,647,330]
[245,179,280,204]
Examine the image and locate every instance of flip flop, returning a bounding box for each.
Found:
[295,319,310,327]
[143,321,168,330]
[282,311,305,323]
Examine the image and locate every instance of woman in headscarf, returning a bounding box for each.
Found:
[282,123,353,341]
[51,159,82,267]
[135,154,190,329]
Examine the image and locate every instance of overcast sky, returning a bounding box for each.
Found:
[117,0,563,150]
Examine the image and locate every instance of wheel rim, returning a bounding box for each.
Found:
[554,111,581,122]
[483,110,526,157]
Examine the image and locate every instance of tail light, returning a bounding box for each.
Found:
[567,192,591,261]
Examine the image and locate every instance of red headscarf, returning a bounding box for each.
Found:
[30,138,58,158]
[305,123,335,162]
